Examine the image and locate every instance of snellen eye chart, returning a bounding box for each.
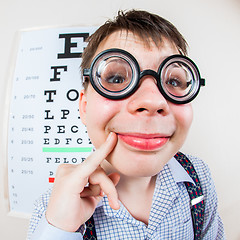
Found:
[7,26,97,216]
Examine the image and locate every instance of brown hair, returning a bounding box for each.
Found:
[81,9,188,89]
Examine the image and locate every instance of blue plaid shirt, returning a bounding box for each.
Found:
[28,155,225,239]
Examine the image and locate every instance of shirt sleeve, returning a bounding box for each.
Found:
[27,188,84,240]
[189,155,225,240]
[29,213,83,240]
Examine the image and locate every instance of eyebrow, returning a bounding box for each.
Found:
[138,54,177,72]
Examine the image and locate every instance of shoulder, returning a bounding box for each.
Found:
[183,156,225,238]
[31,188,52,219]
[27,188,52,238]
[34,188,52,208]
[186,154,211,179]
[186,154,210,175]
[185,154,216,199]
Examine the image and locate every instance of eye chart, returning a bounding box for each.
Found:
[7,26,97,216]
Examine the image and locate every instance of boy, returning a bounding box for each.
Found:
[28,10,224,239]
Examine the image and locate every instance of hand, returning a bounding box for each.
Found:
[45,132,120,232]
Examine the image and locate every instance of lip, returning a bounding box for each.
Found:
[117,133,170,151]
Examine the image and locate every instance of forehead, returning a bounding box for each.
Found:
[94,30,179,66]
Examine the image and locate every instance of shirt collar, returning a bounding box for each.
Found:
[96,156,195,209]
[167,157,195,186]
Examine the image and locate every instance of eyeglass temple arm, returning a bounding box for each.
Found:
[82,69,90,83]
[200,78,205,86]
[83,69,90,76]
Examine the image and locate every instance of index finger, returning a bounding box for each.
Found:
[77,132,117,178]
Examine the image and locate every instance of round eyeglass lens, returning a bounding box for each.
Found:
[96,57,132,91]
[91,52,139,98]
[160,58,200,102]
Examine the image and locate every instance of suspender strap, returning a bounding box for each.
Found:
[83,216,97,240]
[174,152,205,240]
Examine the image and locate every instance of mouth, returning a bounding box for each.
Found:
[117,133,170,151]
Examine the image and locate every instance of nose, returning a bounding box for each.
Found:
[127,77,170,116]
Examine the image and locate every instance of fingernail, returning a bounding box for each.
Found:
[113,201,120,210]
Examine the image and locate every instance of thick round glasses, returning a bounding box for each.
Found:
[83,48,205,104]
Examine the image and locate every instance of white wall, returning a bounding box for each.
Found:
[0,0,240,239]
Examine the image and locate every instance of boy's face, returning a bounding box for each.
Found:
[79,31,193,177]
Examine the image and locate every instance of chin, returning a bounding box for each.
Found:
[106,147,174,177]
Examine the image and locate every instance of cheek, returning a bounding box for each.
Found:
[172,104,193,133]
[85,95,121,147]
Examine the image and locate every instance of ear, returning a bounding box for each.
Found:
[79,89,87,126]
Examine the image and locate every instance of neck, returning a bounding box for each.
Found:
[116,174,156,195]
[101,160,157,225]
[101,159,156,194]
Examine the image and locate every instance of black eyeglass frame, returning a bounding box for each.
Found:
[83,48,205,104]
